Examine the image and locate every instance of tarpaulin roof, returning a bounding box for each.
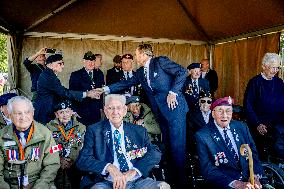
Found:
[1,0,284,43]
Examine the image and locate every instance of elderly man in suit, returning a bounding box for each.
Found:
[69,51,105,126]
[76,94,169,189]
[95,44,188,188]
[200,59,218,99]
[195,97,269,189]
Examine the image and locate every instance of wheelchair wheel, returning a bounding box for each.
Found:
[262,163,284,188]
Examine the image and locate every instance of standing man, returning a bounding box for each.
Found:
[195,97,268,189]
[69,51,105,126]
[23,47,47,100]
[96,44,188,188]
[200,59,218,99]
[244,53,284,159]
[76,94,169,189]
[0,96,60,188]
[106,55,123,85]
[183,62,210,111]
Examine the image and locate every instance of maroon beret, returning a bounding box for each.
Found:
[210,96,234,110]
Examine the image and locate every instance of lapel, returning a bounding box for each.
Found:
[209,122,239,168]
[81,68,93,84]
[123,122,136,152]
[102,120,114,159]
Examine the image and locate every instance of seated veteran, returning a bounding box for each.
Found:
[0,96,60,189]
[0,93,17,129]
[46,100,86,189]
[123,96,161,142]
[195,97,269,189]
[76,94,170,189]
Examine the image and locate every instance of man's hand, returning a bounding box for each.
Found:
[106,164,126,189]
[28,47,47,62]
[167,93,178,110]
[86,89,103,99]
[233,180,262,189]
[257,124,268,135]
[123,169,137,182]
[134,119,144,126]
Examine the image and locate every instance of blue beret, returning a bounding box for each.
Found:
[0,93,17,106]
[53,100,72,112]
[187,63,201,70]
[126,96,140,105]
[45,54,63,65]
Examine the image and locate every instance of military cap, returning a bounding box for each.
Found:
[113,55,122,63]
[199,90,212,99]
[54,100,72,112]
[210,96,234,111]
[45,54,63,65]
[126,96,140,105]
[121,54,133,60]
[187,63,201,70]
[83,51,96,61]
[0,93,17,106]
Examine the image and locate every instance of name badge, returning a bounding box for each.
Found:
[4,141,16,147]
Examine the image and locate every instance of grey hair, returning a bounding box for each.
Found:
[7,96,34,114]
[104,94,126,106]
[262,53,281,65]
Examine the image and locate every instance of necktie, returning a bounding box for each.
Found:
[223,129,238,161]
[126,72,129,80]
[193,80,198,97]
[113,130,129,172]
[19,132,26,148]
[88,71,93,81]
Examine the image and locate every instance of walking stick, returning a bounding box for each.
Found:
[240,144,254,186]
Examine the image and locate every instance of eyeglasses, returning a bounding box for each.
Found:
[200,100,212,104]
[106,106,124,111]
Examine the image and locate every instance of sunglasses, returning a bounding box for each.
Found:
[200,99,212,104]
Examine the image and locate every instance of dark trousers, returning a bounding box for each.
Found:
[55,164,82,189]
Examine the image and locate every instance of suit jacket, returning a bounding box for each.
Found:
[195,120,265,189]
[69,68,105,126]
[188,109,212,133]
[34,68,83,124]
[76,120,161,189]
[183,77,210,111]
[109,56,188,120]
[204,69,218,95]
[106,67,123,85]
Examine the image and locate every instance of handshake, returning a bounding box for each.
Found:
[86,88,104,99]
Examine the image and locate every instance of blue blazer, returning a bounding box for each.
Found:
[76,120,161,189]
[69,68,105,126]
[109,56,188,120]
[195,120,266,189]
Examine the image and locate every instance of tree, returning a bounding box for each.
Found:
[0,33,8,73]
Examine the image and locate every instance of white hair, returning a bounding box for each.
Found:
[104,94,126,106]
[262,53,281,65]
[7,96,34,114]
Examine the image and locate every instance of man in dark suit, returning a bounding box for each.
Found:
[69,51,105,126]
[200,59,218,99]
[106,55,123,85]
[183,62,210,111]
[95,44,188,188]
[195,97,268,189]
[76,94,169,189]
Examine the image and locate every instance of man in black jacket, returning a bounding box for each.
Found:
[200,59,218,99]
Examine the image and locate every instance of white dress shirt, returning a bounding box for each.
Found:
[144,59,151,89]
[201,110,211,124]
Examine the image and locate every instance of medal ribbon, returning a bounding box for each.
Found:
[57,125,75,142]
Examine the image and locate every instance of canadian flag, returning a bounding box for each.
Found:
[50,144,63,153]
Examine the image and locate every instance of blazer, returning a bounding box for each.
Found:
[76,120,161,189]
[195,120,266,189]
[109,56,188,120]
[106,67,123,85]
[69,68,105,126]
[204,69,218,94]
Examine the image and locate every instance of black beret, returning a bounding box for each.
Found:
[45,54,63,65]
[121,54,133,60]
[126,96,140,105]
[0,93,17,106]
[54,100,72,112]
[83,51,96,61]
[199,90,212,99]
[113,55,122,63]
[187,63,201,70]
